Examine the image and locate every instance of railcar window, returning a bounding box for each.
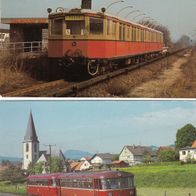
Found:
[107,19,110,35]
[112,22,116,35]
[119,24,122,40]
[90,18,103,35]
[51,19,63,35]
[100,177,134,190]
[61,178,93,189]
[66,20,85,35]
[123,25,125,41]
[28,179,49,186]
[132,27,136,41]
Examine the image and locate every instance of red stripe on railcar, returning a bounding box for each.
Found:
[48,40,163,59]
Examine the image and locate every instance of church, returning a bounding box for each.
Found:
[22,111,69,172]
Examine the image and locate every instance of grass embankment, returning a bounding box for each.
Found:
[121,162,196,188]
[120,162,196,196]
[0,181,26,195]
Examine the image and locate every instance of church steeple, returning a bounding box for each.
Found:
[22,111,40,170]
[24,111,39,142]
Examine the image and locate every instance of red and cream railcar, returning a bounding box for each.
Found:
[27,170,136,196]
[48,8,164,76]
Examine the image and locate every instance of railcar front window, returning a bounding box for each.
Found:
[51,19,63,35]
[90,18,103,35]
[101,177,134,190]
[66,20,85,35]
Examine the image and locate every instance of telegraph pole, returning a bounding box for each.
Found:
[44,144,56,173]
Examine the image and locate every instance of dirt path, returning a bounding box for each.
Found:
[128,51,191,98]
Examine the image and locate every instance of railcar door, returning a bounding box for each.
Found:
[56,179,61,196]
[93,179,100,196]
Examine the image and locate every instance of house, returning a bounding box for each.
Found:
[119,145,157,165]
[70,160,92,171]
[91,153,114,167]
[179,140,196,162]
[111,160,129,168]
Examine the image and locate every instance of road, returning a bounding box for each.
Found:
[0,193,24,196]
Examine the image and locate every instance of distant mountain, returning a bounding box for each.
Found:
[0,156,22,163]
[64,150,93,160]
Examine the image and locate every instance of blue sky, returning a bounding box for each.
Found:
[1,0,196,40]
[1,100,196,157]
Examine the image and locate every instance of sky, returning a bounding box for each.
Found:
[0,0,196,41]
[1,100,196,158]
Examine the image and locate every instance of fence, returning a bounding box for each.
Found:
[0,41,48,53]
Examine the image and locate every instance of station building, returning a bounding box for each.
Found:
[1,18,48,43]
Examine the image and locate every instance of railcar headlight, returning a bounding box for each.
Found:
[130,190,134,195]
[72,42,77,47]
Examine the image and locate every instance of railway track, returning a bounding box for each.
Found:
[2,48,187,97]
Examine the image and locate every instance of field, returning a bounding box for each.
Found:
[137,188,196,196]
[120,162,196,196]
[0,181,26,195]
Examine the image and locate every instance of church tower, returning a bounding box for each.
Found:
[22,111,39,170]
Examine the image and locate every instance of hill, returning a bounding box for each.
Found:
[0,156,22,163]
[64,150,92,160]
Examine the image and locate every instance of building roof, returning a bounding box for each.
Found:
[191,140,196,148]
[24,111,39,142]
[92,153,114,160]
[125,145,157,156]
[1,18,48,24]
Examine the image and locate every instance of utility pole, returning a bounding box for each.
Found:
[44,144,56,173]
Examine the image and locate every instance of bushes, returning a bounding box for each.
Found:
[158,150,178,162]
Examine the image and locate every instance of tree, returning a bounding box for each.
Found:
[0,165,25,183]
[50,157,64,173]
[175,124,196,149]
[28,157,64,174]
[158,150,177,162]
[28,161,48,175]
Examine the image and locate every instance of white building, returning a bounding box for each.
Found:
[179,140,196,162]
[119,145,157,165]
[22,111,40,170]
[91,153,113,166]
[22,112,70,172]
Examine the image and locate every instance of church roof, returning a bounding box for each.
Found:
[24,112,39,142]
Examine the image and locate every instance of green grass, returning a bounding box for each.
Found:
[137,188,196,196]
[120,162,196,188]
[0,181,26,194]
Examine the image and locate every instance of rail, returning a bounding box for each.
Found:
[0,41,48,53]
[2,47,188,97]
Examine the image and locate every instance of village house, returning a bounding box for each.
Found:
[70,160,92,172]
[179,140,196,162]
[119,145,157,165]
[111,160,129,168]
[90,153,114,167]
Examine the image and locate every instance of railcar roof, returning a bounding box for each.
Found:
[28,173,62,180]
[49,8,162,35]
[59,170,134,179]
[28,171,134,180]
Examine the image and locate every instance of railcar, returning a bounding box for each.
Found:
[27,170,136,196]
[48,8,164,76]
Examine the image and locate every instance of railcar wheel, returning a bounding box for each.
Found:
[87,60,99,76]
